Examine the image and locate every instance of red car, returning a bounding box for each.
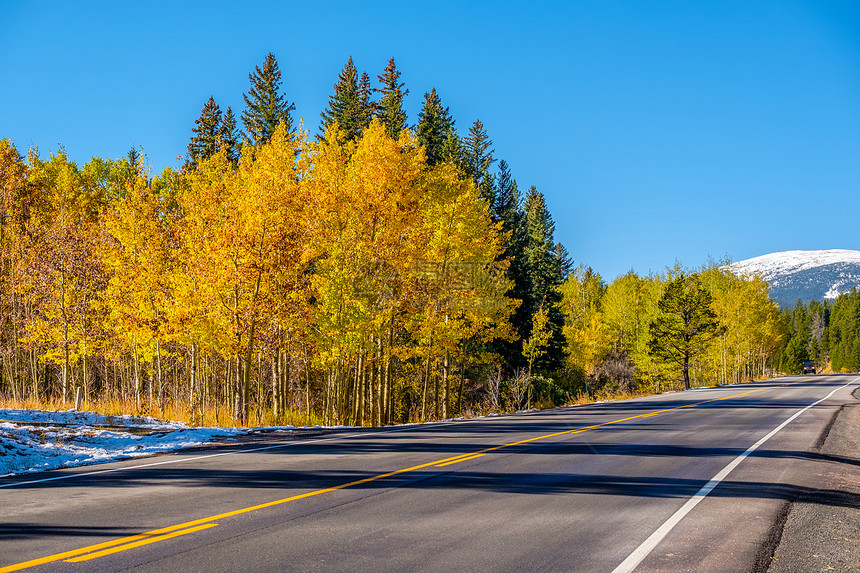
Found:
[802,360,816,375]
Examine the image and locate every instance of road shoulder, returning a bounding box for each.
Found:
[767,386,860,572]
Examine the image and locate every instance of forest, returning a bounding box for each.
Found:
[0,53,829,427]
[777,290,860,375]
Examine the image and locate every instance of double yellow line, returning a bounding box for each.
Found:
[0,381,802,572]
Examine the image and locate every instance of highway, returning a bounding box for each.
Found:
[1,374,857,572]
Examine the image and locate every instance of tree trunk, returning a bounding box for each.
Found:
[683,350,690,390]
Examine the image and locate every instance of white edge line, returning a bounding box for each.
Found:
[611,376,860,573]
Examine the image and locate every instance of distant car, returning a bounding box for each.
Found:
[802,360,816,375]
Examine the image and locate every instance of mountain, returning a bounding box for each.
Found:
[728,249,860,307]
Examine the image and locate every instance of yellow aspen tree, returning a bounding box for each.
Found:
[18,152,109,402]
[411,162,513,419]
[102,161,177,409]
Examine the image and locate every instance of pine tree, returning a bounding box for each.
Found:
[648,273,725,389]
[242,52,295,146]
[187,97,222,166]
[415,89,454,166]
[555,243,573,278]
[374,58,409,138]
[522,186,566,371]
[464,120,496,203]
[493,160,517,225]
[439,128,465,169]
[219,107,241,164]
[491,160,529,369]
[319,57,373,141]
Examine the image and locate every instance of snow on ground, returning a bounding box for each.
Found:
[0,409,246,477]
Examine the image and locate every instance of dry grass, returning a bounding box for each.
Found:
[0,396,323,428]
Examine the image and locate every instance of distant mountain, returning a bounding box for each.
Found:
[728,250,860,307]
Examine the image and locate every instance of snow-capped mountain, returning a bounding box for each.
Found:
[728,250,860,307]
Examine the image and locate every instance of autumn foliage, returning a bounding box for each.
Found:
[0,122,516,425]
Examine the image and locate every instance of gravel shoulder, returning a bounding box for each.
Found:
[767,386,860,572]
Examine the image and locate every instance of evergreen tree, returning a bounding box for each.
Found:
[648,273,725,389]
[319,57,373,141]
[416,89,454,166]
[187,97,222,166]
[219,107,241,164]
[126,146,142,171]
[374,58,409,138]
[464,120,496,204]
[440,128,465,170]
[522,186,566,371]
[358,71,375,132]
[242,52,295,145]
[555,243,574,279]
[125,145,143,180]
[491,160,530,370]
[493,160,517,224]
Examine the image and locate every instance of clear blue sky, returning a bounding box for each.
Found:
[2,0,858,280]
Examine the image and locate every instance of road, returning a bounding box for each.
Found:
[1,374,858,572]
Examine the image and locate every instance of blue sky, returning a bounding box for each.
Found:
[2,0,858,280]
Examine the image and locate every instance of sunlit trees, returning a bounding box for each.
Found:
[102,158,176,409]
[648,273,725,390]
[188,97,223,166]
[411,161,514,420]
[1,55,798,427]
[320,57,374,141]
[374,58,408,138]
[416,89,455,167]
[522,186,565,371]
[16,152,109,402]
[829,290,860,371]
[242,52,296,145]
[560,267,607,391]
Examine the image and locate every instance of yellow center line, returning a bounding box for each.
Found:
[0,380,805,572]
[64,524,219,563]
[436,453,486,467]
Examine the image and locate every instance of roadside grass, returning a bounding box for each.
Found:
[0,395,326,428]
[0,372,792,429]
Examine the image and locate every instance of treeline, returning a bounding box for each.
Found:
[559,265,786,395]
[0,53,791,426]
[778,289,860,373]
[0,52,571,425]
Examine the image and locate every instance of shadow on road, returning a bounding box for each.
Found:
[0,523,139,541]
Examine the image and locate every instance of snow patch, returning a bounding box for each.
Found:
[0,409,244,477]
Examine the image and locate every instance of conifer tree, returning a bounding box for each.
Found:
[187,97,222,166]
[416,89,454,166]
[374,58,409,138]
[555,243,574,278]
[491,160,529,368]
[126,146,142,175]
[522,186,566,371]
[319,57,373,141]
[219,107,241,164]
[440,129,465,169]
[242,52,295,145]
[464,120,496,204]
[648,273,725,389]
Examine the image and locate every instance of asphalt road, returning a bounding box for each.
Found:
[1,374,858,573]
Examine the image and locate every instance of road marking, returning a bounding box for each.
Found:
[610,376,859,573]
[0,523,209,573]
[436,453,486,467]
[0,377,826,572]
[64,524,219,563]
